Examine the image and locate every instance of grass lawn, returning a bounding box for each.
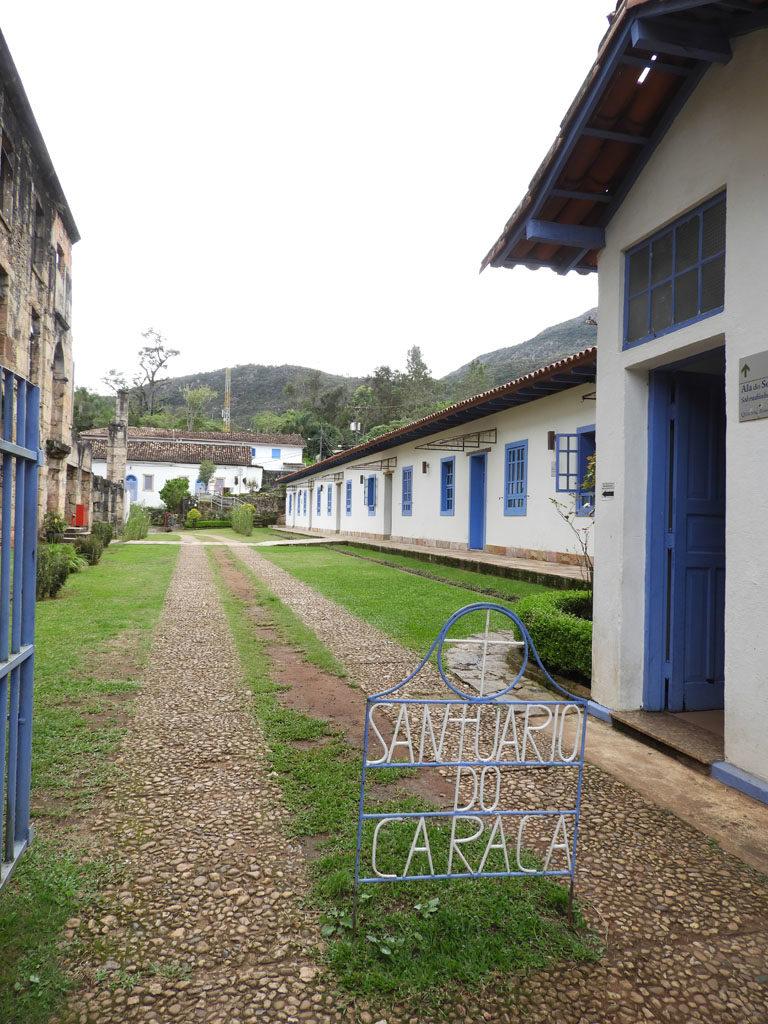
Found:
[142,532,181,542]
[332,543,556,602]
[188,525,287,543]
[209,549,599,1008]
[0,542,178,1024]
[258,544,557,654]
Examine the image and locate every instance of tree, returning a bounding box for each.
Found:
[102,369,128,394]
[134,328,180,415]
[182,385,218,430]
[159,476,191,512]
[452,359,490,403]
[198,459,216,489]
[73,388,113,432]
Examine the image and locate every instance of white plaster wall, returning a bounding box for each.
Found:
[286,385,596,560]
[92,460,263,507]
[251,444,303,471]
[591,29,768,782]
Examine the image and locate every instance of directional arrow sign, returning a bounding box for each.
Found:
[742,363,750,378]
[739,351,768,422]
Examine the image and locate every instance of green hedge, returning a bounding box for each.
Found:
[91,521,113,547]
[194,519,231,529]
[36,544,88,599]
[74,536,104,566]
[231,504,254,537]
[513,589,592,683]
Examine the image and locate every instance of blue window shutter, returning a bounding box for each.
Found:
[345,479,352,514]
[367,475,376,515]
[316,486,321,514]
[440,457,455,515]
[555,434,579,493]
[327,484,332,514]
[504,440,528,516]
[288,493,292,514]
[272,447,281,459]
[402,466,413,515]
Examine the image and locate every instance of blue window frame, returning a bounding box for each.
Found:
[303,490,308,516]
[271,447,281,459]
[401,466,413,516]
[555,427,596,516]
[288,492,293,514]
[624,192,726,348]
[327,482,332,515]
[504,440,528,516]
[440,457,455,516]
[345,479,352,515]
[316,486,322,515]
[366,475,377,516]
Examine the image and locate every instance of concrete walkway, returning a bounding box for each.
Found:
[274,526,586,584]
[221,539,768,1024]
[58,545,339,1023]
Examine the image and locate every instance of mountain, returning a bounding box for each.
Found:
[441,308,598,389]
[115,309,597,429]
[152,363,364,424]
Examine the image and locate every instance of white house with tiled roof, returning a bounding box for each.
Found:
[280,349,597,566]
[483,0,768,803]
[83,426,304,508]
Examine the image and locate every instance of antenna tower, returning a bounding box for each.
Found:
[223,367,232,432]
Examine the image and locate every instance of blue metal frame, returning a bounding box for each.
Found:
[0,366,40,889]
[503,440,528,516]
[316,485,322,516]
[439,456,455,516]
[401,465,413,517]
[345,479,352,516]
[353,603,588,894]
[287,492,292,515]
[366,475,376,516]
[327,482,332,515]
[623,192,726,349]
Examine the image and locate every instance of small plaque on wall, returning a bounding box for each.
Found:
[739,352,768,422]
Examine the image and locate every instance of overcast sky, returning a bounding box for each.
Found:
[3,2,606,391]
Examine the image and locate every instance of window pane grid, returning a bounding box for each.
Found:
[440,459,455,514]
[504,441,527,516]
[345,480,352,515]
[624,194,725,347]
[402,467,413,515]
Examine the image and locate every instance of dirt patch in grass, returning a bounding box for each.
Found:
[82,627,146,683]
[212,549,455,808]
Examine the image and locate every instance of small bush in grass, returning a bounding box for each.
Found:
[231,503,254,537]
[91,521,113,547]
[60,545,89,573]
[185,507,202,529]
[36,545,73,599]
[42,511,66,543]
[514,589,592,683]
[122,505,151,541]
[74,536,104,566]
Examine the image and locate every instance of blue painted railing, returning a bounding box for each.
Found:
[0,365,40,890]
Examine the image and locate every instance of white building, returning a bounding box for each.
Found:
[483,0,768,802]
[85,427,304,509]
[281,349,597,566]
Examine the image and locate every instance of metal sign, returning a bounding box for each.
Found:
[353,603,588,925]
[739,351,768,422]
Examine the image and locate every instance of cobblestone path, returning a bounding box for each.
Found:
[59,544,344,1024]
[225,542,768,1024]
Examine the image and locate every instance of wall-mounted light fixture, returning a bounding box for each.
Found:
[547,431,556,451]
[421,461,429,474]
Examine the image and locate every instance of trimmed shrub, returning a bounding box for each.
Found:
[513,589,593,683]
[91,521,113,547]
[42,510,66,543]
[36,544,73,599]
[122,505,151,541]
[231,503,255,537]
[185,507,202,529]
[74,535,104,566]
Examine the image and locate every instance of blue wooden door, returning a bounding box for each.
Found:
[669,372,725,711]
[468,453,486,550]
[0,366,40,888]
